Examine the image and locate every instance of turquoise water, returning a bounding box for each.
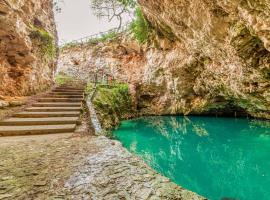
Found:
[113,116,270,200]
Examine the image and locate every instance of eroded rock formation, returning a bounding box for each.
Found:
[59,0,270,119]
[0,0,57,98]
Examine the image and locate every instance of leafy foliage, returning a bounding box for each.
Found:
[118,0,136,8]
[100,31,119,42]
[90,0,135,29]
[85,82,95,94]
[130,8,152,44]
[87,31,120,45]
[93,83,133,129]
[53,0,64,13]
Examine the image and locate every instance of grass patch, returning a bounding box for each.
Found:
[88,31,120,45]
[55,74,73,86]
[100,31,119,42]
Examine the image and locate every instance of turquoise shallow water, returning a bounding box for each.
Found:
[112,116,270,200]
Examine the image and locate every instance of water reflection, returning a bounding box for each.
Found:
[144,116,210,137]
[113,116,270,200]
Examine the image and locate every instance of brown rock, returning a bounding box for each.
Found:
[0,100,9,108]
[9,100,25,107]
[0,0,58,97]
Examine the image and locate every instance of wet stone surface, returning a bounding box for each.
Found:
[65,136,204,200]
[0,124,204,199]
[0,133,99,200]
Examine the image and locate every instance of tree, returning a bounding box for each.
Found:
[91,0,136,29]
[53,0,64,13]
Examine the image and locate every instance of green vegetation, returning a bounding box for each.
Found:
[130,8,152,44]
[92,83,134,129]
[55,74,73,86]
[100,31,119,42]
[262,69,270,80]
[61,42,78,50]
[85,82,95,94]
[87,31,120,45]
[91,0,135,29]
[29,25,56,61]
[118,0,136,8]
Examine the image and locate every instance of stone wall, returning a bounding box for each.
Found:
[0,0,57,97]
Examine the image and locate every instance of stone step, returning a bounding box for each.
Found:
[0,117,79,126]
[32,102,82,107]
[52,89,85,93]
[0,124,76,136]
[13,111,80,118]
[45,94,84,98]
[37,98,83,102]
[55,87,85,91]
[49,91,84,94]
[25,107,82,112]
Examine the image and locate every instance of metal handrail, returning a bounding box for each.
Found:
[60,23,131,47]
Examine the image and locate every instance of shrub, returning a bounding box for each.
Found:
[61,42,79,49]
[93,83,133,129]
[100,31,119,42]
[130,8,152,44]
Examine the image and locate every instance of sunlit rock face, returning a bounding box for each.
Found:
[59,0,270,119]
[0,0,57,97]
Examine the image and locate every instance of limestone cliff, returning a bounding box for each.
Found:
[0,0,57,98]
[59,0,270,119]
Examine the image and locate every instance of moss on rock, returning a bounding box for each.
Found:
[92,83,135,129]
[29,25,56,61]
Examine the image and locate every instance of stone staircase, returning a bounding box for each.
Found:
[0,85,85,136]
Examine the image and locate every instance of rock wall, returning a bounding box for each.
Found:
[137,0,270,119]
[59,0,270,119]
[0,0,57,97]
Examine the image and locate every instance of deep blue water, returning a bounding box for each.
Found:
[112,116,270,200]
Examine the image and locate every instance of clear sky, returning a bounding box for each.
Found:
[54,0,129,44]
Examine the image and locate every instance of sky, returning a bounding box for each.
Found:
[54,0,130,44]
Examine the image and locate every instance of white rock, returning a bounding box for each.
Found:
[0,100,9,108]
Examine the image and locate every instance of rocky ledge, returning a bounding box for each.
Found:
[65,136,205,200]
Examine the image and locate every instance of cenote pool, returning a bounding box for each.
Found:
[113,116,270,200]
